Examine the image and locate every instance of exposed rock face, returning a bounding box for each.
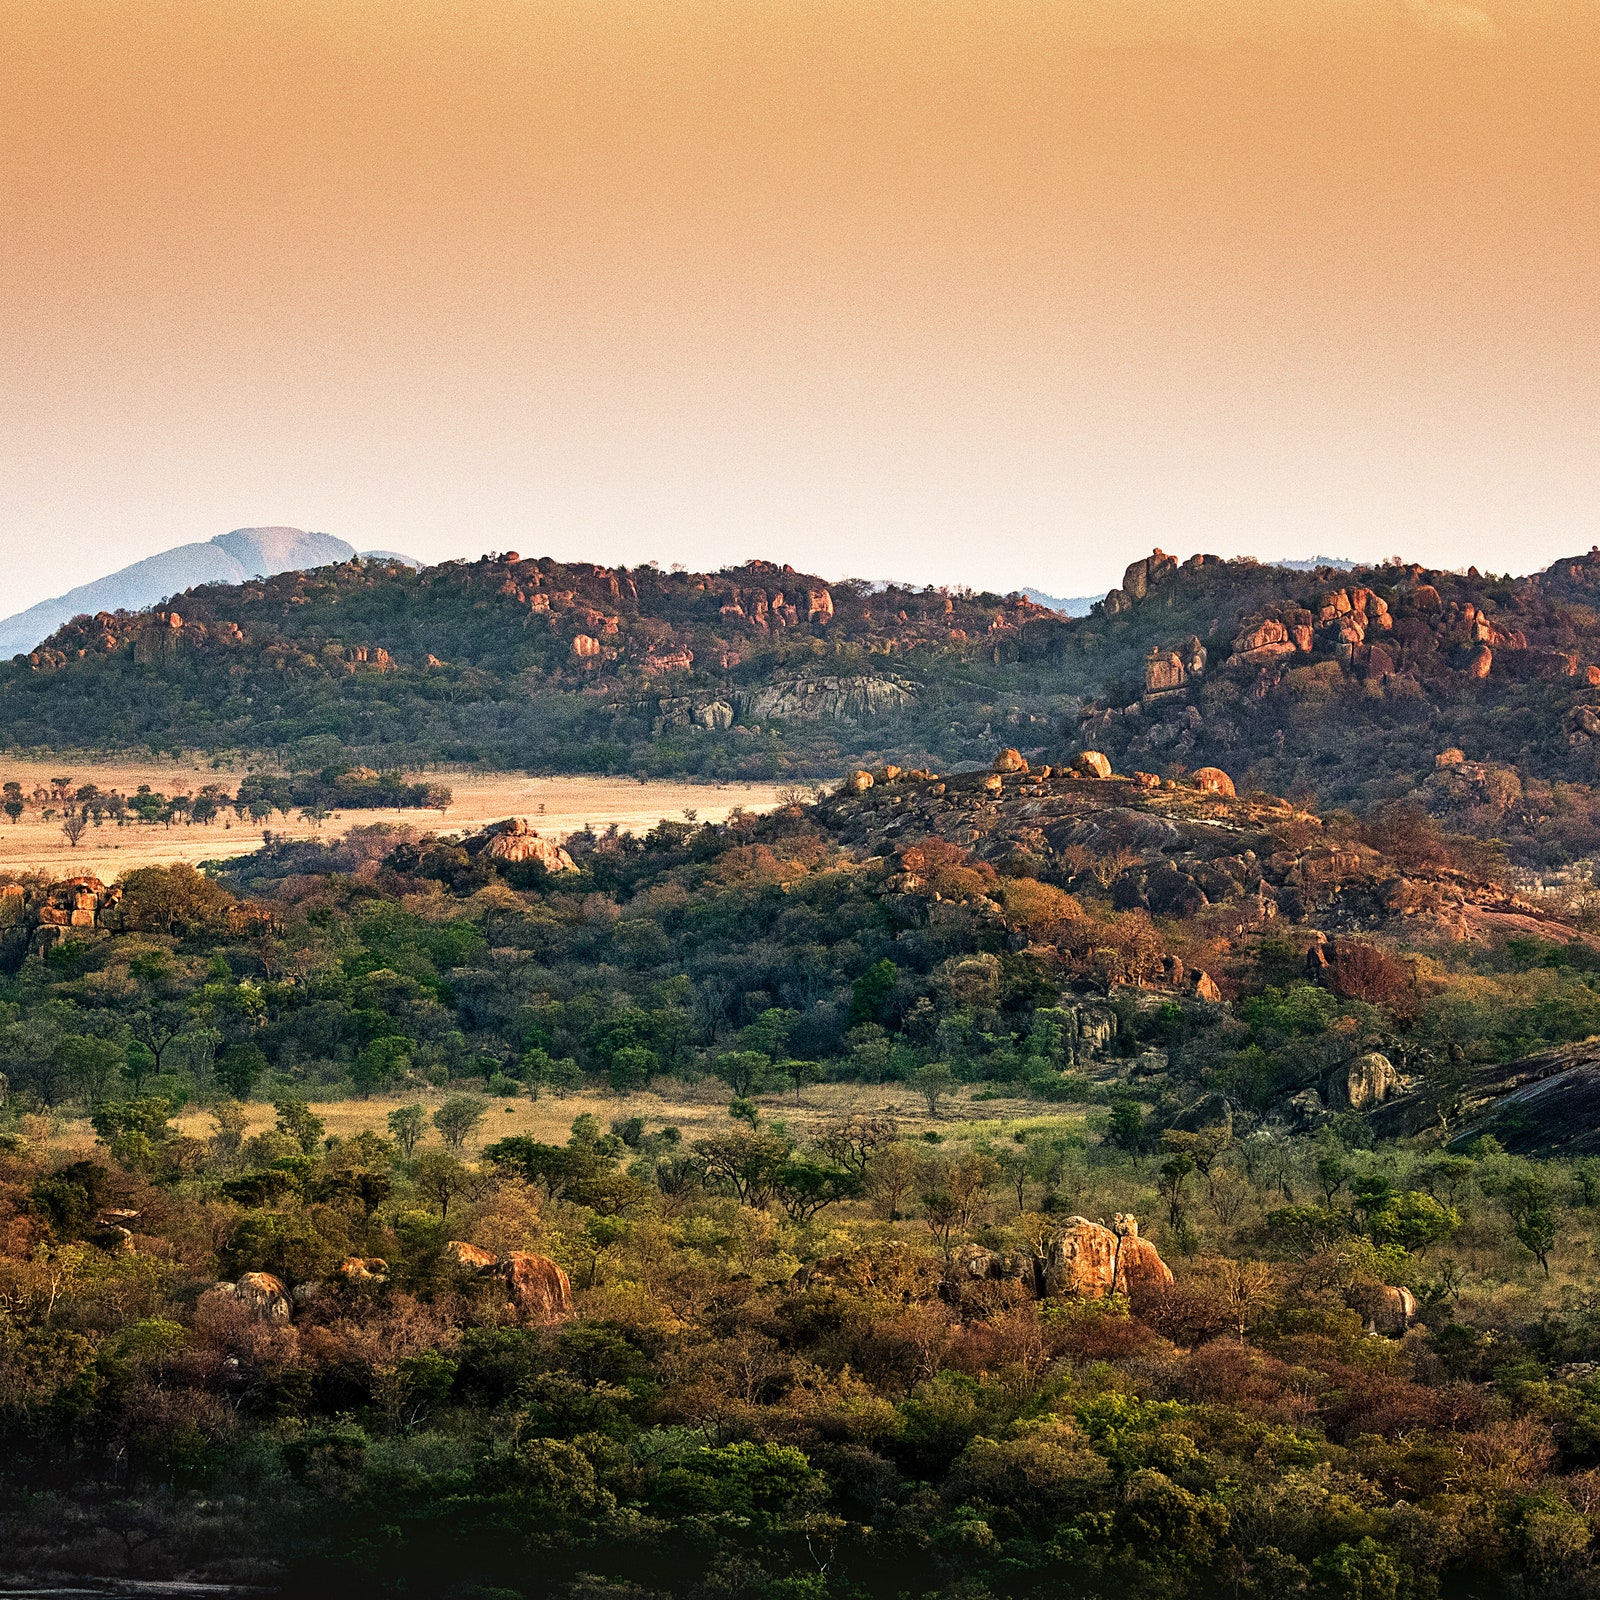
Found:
[445,1242,572,1321]
[1191,767,1236,798]
[1073,750,1113,779]
[735,673,917,725]
[497,1252,574,1321]
[1145,636,1207,697]
[228,1271,293,1322]
[1349,1282,1417,1336]
[1330,1052,1398,1111]
[467,818,576,872]
[843,769,875,795]
[1041,1214,1173,1299]
[339,1256,388,1280]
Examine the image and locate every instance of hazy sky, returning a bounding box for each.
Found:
[4,0,1598,612]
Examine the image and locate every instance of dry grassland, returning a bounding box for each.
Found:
[38,1081,1087,1160]
[0,755,785,879]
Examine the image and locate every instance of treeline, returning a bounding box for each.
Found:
[0,765,449,834]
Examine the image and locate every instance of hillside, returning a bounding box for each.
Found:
[12,545,1600,863]
[0,552,1068,778]
[1058,548,1600,863]
[7,761,1600,1590]
[0,527,356,658]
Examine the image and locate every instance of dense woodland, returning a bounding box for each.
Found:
[8,779,1600,1593]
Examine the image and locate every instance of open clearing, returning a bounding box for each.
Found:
[38,1081,1086,1160]
[0,754,786,879]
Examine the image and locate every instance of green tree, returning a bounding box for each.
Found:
[217,1043,267,1100]
[388,1103,427,1157]
[413,1149,474,1219]
[353,1036,412,1098]
[1505,1174,1559,1275]
[433,1095,488,1152]
[849,959,898,1027]
[713,1050,770,1098]
[275,1097,325,1154]
[910,1061,955,1116]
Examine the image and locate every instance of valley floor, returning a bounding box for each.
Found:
[0,757,785,877]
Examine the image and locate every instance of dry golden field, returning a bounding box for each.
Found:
[33,1081,1085,1161]
[0,755,785,879]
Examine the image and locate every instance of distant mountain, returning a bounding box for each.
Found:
[1021,587,1097,617]
[0,527,355,658]
[359,550,424,568]
[1272,555,1356,571]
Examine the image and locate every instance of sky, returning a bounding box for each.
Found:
[3,0,1598,613]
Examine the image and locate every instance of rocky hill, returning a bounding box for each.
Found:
[1049,547,1600,863]
[0,551,1063,778]
[14,543,1600,865]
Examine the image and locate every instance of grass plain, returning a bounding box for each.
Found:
[0,755,786,878]
[33,1082,1085,1162]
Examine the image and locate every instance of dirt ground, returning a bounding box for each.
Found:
[37,1081,1085,1160]
[0,755,785,879]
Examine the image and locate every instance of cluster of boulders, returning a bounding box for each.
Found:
[820,758,1581,961]
[942,1214,1175,1309]
[205,1245,573,1326]
[0,876,124,960]
[459,817,577,873]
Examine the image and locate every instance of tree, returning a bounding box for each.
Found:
[1106,1099,1146,1154]
[849,959,899,1027]
[434,1095,488,1152]
[772,1158,860,1221]
[275,1098,325,1154]
[388,1103,427,1157]
[3,798,21,825]
[713,1051,771,1099]
[1157,1153,1195,1229]
[53,1036,122,1107]
[1315,1151,1348,1205]
[1367,1190,1460,1254]
[353,1036,412,1098]
[1505,1174,1559,1275]
[217,1043,267,1100]
[413,1150,474,1219]
[61,810,87,848]
[865,1141,923,1219]
[910,1061,955,1117]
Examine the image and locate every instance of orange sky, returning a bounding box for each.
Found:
[3,0,1598,607]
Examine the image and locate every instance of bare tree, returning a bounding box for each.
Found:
[61,810,87,848]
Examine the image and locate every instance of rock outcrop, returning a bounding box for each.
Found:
[445,1242,573,1322]
[463,818,576,873]
[1328,1052,1398,1112]
[214,1271,293,1322]
[735,673,918,725]
[1041,1214,1172,1299]
[496,1252,573,1321]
